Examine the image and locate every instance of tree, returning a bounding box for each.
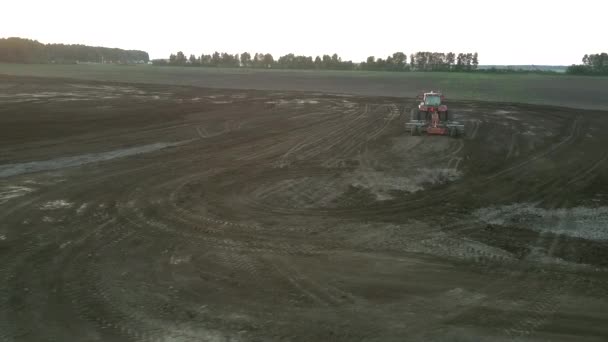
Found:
[0,37,149,64]
[426,52,447,71]
[220,52,238,67]
[585,53,608,73]
[472,52,479,70]
[211,51,221,66]
[446,52,455,70]
[314,56,322,68]
[240,52,251,67]
[331,53,340,68]
[386,56,394,67]
[154,47,481,73]
[415,52,426,71]
[361,56,375,70]
[464,53,473,71]
[299,55,315,69]
[391,52,407,71]
[263,53,274,68]
[278,53,294,68]
[568,53,608,75]
[200,54,212,66]
[176,51,186,65]
[455,53,464,71]
[321,55,331,69]
[251,52,269,68]
[275,53,317,69]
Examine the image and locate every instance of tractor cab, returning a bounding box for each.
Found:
[420,91,444,109]
[418,91,447,114]
[424,93,442,107]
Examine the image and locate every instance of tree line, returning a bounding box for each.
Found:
[153,51,479,72]
[0,37,149,64]
[362,52,479,71]
[567,53,608,75]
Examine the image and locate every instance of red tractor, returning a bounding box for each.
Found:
[405,91,464,137]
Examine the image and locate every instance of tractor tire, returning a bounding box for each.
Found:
[418,110,426,121]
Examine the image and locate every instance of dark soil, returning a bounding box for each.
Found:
[1,75,607,342]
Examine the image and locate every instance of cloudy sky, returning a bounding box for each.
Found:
[2,0,605,65]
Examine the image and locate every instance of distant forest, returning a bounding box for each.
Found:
[153,51,480,72]
[11,36,604,76]
[0,37,149,64]
[567,53,608,75]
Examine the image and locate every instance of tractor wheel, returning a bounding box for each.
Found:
[418,110,426,121]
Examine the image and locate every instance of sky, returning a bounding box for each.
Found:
[2,0,606,65]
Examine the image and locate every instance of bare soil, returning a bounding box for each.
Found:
[1,75,608,341]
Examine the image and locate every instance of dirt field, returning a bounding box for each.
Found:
[3,63,608,111]
[1,75,608,342]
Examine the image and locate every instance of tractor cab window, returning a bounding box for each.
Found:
[424,95,441,106]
